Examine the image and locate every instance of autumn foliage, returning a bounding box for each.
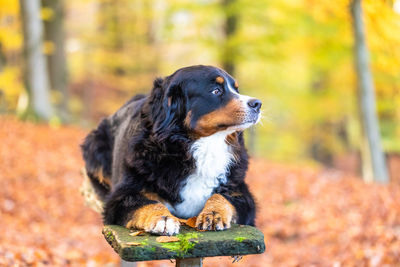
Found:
[1,117,400,266]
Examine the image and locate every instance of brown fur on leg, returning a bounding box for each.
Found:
[126,203,180,236]
[196,194,237,231]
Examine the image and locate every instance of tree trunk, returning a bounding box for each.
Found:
[222,0,237,75]
[350,0,389,183]
[20,0,53,120]
[42,0,69,122]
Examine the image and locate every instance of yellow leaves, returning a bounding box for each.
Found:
[0,66,24,108]
[42,41,55,55]
[0,0,22,50]
[0,0,398,159]
[0,28,21,50]
[0,0,20,14]
[40,7,54,21]
[0,67,21,95]
[304,0,350,23]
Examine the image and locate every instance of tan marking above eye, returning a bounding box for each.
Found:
[216,76,224,84]
[234,81,239,88]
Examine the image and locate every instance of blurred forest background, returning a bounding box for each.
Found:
[1,0,400,172]
[1,0,400,266]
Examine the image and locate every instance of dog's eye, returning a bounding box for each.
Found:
[211,88,222,96]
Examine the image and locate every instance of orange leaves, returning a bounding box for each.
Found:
[179,216,197,228]
[0,117,118,266]
[155,236,180,243]
[2,118,400,266]
[185,217,197,228]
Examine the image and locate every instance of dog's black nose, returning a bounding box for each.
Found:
[247,99,262,113]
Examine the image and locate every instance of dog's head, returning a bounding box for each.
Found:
[152,65,262,138]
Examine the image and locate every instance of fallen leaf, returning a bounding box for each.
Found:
[178,218,188,225]
[185,217,197,228]
[129,231,145,237]
[156,236,180,243]
[126,242,142,246]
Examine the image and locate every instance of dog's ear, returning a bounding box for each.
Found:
[152,77,187,138]
[165,81,187,120]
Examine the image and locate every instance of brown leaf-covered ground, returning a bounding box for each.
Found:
[1,117,399,266]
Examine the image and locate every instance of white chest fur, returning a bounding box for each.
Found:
[166,131,235,218]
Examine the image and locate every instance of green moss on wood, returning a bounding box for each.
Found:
[161,232,201,257]
[234,237,246,242]
[103,224,265,262]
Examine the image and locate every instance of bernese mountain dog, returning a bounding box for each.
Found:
[81,65,262,235]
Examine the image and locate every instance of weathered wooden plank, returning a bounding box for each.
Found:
[103,224,265,262]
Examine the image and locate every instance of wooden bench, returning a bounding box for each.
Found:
[103,224,265,267]
[81,168,265,266]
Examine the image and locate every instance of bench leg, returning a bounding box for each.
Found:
[176,258,203,267]
[120,260,137,267]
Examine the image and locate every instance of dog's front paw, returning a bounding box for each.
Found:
[196,210,232,231]
[195,194,236,231]
[126,203,180,235]
[145,215,180,235]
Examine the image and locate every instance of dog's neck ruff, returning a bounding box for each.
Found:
[166,130,235,219]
